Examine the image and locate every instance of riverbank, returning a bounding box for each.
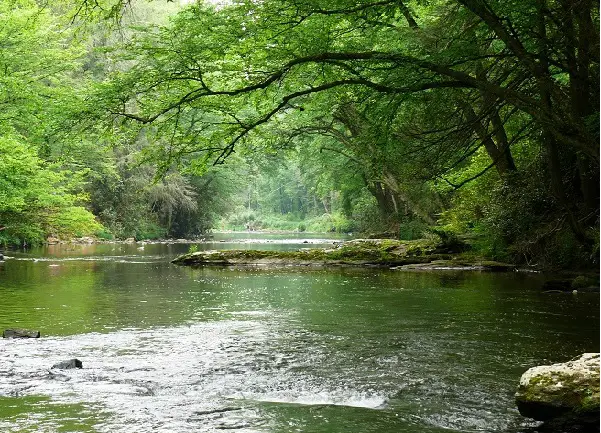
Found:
[39,230,345,246]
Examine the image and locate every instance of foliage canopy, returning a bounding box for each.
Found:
[0,0,598,268]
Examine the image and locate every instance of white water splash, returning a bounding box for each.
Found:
[0,321,387,432]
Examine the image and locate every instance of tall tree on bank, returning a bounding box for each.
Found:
[83,0,598,265]
[0,0,102,245]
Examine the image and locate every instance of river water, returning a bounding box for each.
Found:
[0,233,598,432]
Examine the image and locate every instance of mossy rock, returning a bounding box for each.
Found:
[172,239,441,267]
[478,261,517,271]
[516,353,600,421]
[571,275,600,291]
[170,238,522,270]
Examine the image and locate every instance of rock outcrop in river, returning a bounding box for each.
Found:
[515,353,600,425]
[3,328,40,338]
[172,239,516,269]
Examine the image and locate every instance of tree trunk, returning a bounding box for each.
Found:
[537,1,589,242]
[461,101,516,176]
[367,181,396,219]
[572,0,599,217]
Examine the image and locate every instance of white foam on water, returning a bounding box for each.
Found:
[9,255,165,263]
[232,390,388,409]
[0,321,389,432]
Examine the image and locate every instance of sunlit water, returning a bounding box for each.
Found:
[0,233,598,432]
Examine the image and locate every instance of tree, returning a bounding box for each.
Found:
[12,0,590,266]
[0,137,101,244]
[0,0,105,244]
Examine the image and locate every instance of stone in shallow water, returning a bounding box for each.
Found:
[3,329,40,338]
[515,353,600,421]
[52,359,83,369]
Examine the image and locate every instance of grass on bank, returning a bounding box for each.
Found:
[217,211,355,233]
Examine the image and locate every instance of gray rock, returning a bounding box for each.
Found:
[3,329,40,338]
[52,359,83,369]
[515,353,600,421]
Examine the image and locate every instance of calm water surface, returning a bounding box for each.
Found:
[0,234,598,432]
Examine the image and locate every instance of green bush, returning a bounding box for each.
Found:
[305,213,354,233]
[95,228,114,240]
[398,220,428,240]
[135,221,166,240]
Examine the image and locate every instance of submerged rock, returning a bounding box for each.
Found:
[571,275,600,292]
[45,371,71,382]
[541,279,572,292]
[3,329,40,338]
[515,353,600,422]
[52,359,83,369]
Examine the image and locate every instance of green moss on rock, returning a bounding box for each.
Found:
[172,239,444,267]
[516,353,600,421]
[171,238,520,270]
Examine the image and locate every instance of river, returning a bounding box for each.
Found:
[0,233,598,432]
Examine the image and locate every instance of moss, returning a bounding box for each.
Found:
[578,390,601,413]
[172,238,514,268]
[179,241,385,265]
[472,261,517,271]
[520,372,600,413]
[571,275,599,290]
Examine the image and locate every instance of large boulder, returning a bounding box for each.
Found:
[515,353,600,421]
[3,328,40,338]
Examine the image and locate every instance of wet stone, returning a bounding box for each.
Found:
[52,359,83,369]
[516,353,600,422]
[3,329,40,338]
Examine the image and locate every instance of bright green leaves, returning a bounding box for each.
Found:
[0,138,37,213]
[0,0,103,244]
[0,137,101,244]
[0,0,83,142]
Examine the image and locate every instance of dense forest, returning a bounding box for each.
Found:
[0,0,598,269]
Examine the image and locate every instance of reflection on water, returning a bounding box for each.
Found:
[0,239,598,432]
[3,231,351,263]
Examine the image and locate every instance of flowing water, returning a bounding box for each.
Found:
[0,233,598,432]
